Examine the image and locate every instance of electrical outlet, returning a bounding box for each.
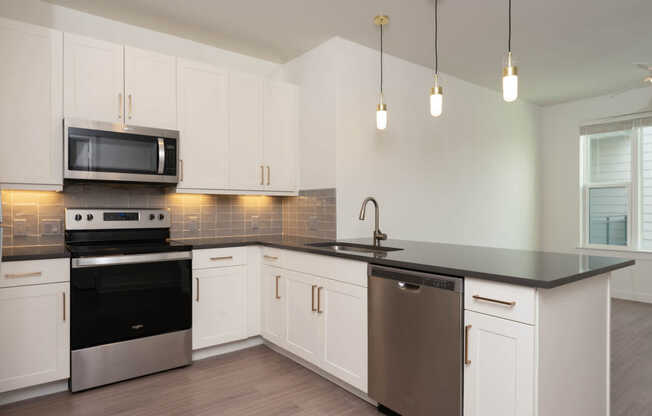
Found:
[251,215,259,230]
[308,215,319,231]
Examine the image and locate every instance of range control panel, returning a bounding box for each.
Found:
[65,208,171,231]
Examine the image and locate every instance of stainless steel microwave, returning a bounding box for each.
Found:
[64,119,179,184]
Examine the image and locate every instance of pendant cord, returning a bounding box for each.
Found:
[508,0,512,53]
[380,23,384,96]
[434,0,439,75]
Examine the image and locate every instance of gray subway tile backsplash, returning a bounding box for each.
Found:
[1,185,336,246]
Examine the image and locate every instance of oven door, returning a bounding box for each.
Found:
[64,119,178,184]
[70,252,192,351]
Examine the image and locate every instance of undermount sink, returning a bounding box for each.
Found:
[307,242,403,256]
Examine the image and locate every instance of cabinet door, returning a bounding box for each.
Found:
[177,59,229,190]
[284,271,322,365]
[192,266,247,350]
[319,279,368,392]
[124,46,177,129]
[263,81,298,192]
[229,72,264,190]
[0,18,62,187]
[464,310,535,416]
[261,265,285,347]
[0,283,69,393]
[64,33,124,123]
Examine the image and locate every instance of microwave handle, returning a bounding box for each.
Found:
[157,138,165,174]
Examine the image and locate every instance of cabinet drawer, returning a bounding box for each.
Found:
[193,247,246,269]
[261,247,283,267]
[0,258,70,288]
[465,278,536,325]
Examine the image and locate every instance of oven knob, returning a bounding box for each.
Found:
[149,214,156,220]
[87,214,94,221]
[159,214,165,221]
[74,214,82,221]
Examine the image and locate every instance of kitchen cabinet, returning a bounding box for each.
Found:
[192,266,247,350]
[0,18,63,190]
[177,59,229,191]
[229,72,264,190]
[261,265,286,346]
[319,278,368,392]
[262,81,299,191]
[463,310,535,416]
[283,270,322,364]
[63,33,124,123]
[124,46,177,130]
[0,282,69,393]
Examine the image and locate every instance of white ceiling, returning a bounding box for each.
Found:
[46,0,652,106]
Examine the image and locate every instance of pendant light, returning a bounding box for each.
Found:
[502,0,518,102]
[374,15,389,130]
[430,0,443,117]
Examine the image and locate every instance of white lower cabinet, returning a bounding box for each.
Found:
[261,265,286,347]
[0,282,69,393]
[463,310,535,416]
[284,271,322,364]
[192,266,247,350]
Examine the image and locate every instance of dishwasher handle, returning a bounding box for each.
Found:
[369,265,463,293]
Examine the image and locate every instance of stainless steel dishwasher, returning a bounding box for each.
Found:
[368,265,463,416]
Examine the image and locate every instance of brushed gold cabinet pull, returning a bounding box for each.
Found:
[266,166,270,186]
[317,286,323,313]
[179,159,184,182]
[5,271,42,279]
[472,295,516,307]
[275,275,281,299]
[210,256,233,261]
[196,277,200,302]
[118,93,123,119]
[62,292,66,322]
[264,255,278,260]
[128,93,133,119]
[464,325,472,365]
[260,165,265,185]
[311,285,317,312]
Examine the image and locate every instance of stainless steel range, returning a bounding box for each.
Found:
[65,208,192,392]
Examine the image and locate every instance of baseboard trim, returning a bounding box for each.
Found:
[192,336,264,361]
[263,340,376,406]
[0,379,68,407]
[612,291,652,304]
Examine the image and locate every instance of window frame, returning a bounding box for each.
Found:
[580,127,638,250]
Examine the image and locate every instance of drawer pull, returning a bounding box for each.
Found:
[62,292,66,322]
[5,271,42,279]
[472,295,516,307]
[464,325,472,365]
[264,255,279,260]
[275,275,281,299]
[311,285,317,312]
[196,277,200,302]
[210,256,233,261]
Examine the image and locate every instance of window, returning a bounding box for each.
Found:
[580,115,652,250]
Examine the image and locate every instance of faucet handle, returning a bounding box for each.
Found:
[375,230,388,241]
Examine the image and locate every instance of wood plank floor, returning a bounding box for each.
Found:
[611,299,652,416]
[2,298,650,416]
[0,345,379,416]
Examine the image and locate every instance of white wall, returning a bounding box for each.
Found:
[0,0,278,76]
[540,87,652,302]
[282,37,541,249]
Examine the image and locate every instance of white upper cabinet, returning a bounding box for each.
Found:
[64,33,124,123]
[124,46,177,130]
[229,72,264,190]
[263,81,299,192]
[177,59,229,190]
[0,18,62,189]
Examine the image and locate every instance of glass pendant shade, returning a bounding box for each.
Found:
[502,52,518,102]
[376,103,388,130]
[430,85,443,117]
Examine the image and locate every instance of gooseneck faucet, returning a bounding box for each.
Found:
[359,197,387,246]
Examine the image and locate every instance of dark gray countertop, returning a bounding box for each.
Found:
[1,245,71,262]
[2,236,634,289]
[172,235,635,289]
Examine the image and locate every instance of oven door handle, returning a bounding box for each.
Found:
[157,138,165,174]
[71,251,192,268]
